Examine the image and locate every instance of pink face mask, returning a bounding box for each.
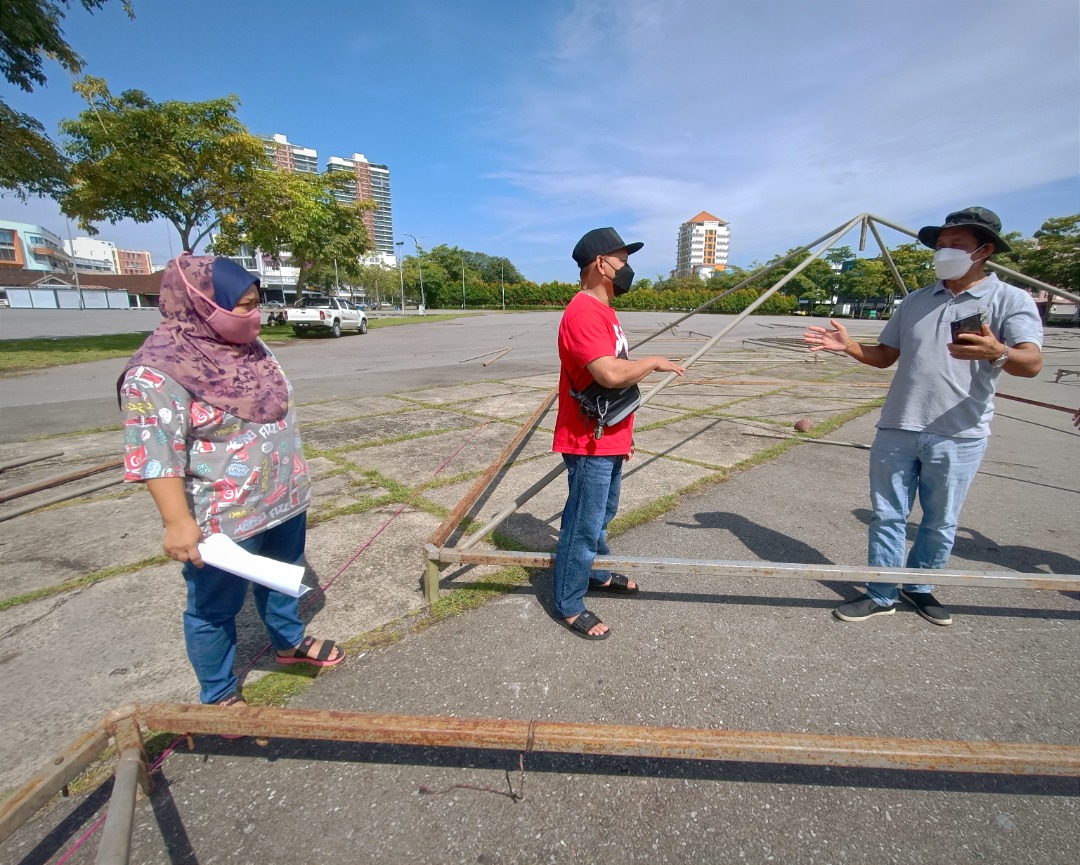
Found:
[177,261,261,344]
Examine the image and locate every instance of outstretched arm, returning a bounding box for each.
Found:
[803,319,900,369]
[587,354,686,389]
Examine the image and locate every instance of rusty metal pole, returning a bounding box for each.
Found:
[867,218,909,298]
[94,748,142,865]
[137,703,1080,777]
[0,458,124,504]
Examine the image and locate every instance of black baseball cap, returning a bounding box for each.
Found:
[572,227,644,269]
[917,206,1011,253]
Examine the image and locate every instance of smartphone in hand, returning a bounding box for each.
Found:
[950,312,985,343]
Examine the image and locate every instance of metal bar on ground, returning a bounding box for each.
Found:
[457,459,567,550]
[93,748,141,865]
[482,347,512,366]
[741,431,870,449]
[138,703,1080,777]
[0,458,124,504]
[0,477,123,523]
[0,451,64,473]
[0,727,110,845]
[426,389,557,550]
[429,547,1080,592]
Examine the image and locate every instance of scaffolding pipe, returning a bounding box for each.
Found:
[94,748,142,865]
[455,215,867,551]
[138,703,1080,777]
[428,546,1080,592]
[0,451,63,473]
[867,218,910,297]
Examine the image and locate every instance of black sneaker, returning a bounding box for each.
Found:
[900,590,952,626]
[833,594,895,622]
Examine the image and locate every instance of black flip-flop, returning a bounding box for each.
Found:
[560,609,611,640]
[589,573,639,594]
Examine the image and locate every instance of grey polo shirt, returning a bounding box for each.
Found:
[876,273,1043,439]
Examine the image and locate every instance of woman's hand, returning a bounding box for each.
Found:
[162,515,204,566]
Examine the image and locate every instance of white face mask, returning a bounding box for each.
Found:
[933,246,985,281]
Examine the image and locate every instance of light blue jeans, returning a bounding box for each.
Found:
[866,428,987,606]
[553,454,623,619]
[181,513,308,703]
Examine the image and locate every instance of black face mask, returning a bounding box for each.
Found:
[610,261,635,296]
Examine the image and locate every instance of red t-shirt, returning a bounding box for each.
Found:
[553,292,634,456]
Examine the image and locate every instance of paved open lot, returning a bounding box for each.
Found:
[0,311,1077,864]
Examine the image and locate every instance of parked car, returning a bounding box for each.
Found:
[286,296,368,337]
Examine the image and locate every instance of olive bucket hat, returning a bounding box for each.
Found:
[917,206,1012,254]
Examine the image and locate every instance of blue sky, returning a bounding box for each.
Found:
[4,0,1078,283]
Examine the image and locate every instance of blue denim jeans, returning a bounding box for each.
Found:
[866,428,987,606]
[553,454,624,618]
[181,513,308,703]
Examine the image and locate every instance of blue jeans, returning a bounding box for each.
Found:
[553,454,624,618]
[866,428,987,606]
[181,513,308,704]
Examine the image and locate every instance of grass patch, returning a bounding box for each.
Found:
[0,555,170,611]
[0,333,153,374]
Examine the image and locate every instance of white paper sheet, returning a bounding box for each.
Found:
[197,533,310,598]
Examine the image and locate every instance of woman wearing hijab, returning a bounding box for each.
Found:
[119,254,343,710]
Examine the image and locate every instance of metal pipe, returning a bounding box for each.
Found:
[0,477,123,523]
[741,431,871,449]
[867,218,910,297]
[0,458,124,504]
[0,451,64,473]
[138,703,1080,777]
[458,459,567,550]
[454,215,869,552]
[995,393,1076,414]
[0,727,110,844]
[94,748,142,865]
[427,390,557,550]
[430,547,1080,592]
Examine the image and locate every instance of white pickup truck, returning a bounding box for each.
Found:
[287,296,368,338]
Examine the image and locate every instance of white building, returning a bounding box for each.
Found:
[263,132,318,174]
[63,236,119,274]
[673,211,730,280]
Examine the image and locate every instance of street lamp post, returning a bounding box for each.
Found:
[404,232,425,313]
[395,241,405,312]
[461,257,466,310]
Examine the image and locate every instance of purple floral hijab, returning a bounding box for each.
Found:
[120,254,290,422]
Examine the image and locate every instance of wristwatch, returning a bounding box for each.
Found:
[990,347,1009,369]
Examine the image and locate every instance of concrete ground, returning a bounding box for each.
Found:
[0,312,1078,864]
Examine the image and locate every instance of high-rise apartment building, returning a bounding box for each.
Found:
[326,153,394,257]
[673,211,730,280]
[263,132,319,174]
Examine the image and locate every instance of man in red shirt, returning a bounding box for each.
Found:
[553,228,686,639]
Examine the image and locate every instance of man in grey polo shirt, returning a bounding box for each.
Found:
[804,207,1043,626]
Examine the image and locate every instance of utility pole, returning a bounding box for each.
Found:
[501,261,505,310]
[395,241,405,312]
[461,257,466,310]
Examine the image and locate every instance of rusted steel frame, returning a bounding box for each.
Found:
[868,219,910,297]
[867,213,1080,306]
[137,703,1080,777]
[455,216,869,553]
[105,707,153,798]
[0,726,110,845]
[94,748,141,865]
[0,477,123,524]
[425,388,557,551]
[0,457,124,504]
[429,548,1080,592]
[632,214,870,351]
[0,451,63,473]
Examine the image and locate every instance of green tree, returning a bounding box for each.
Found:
[0,0,133,199]
[213,168,374,293]
[1026,214,1080,292]
[60,76,268,252]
